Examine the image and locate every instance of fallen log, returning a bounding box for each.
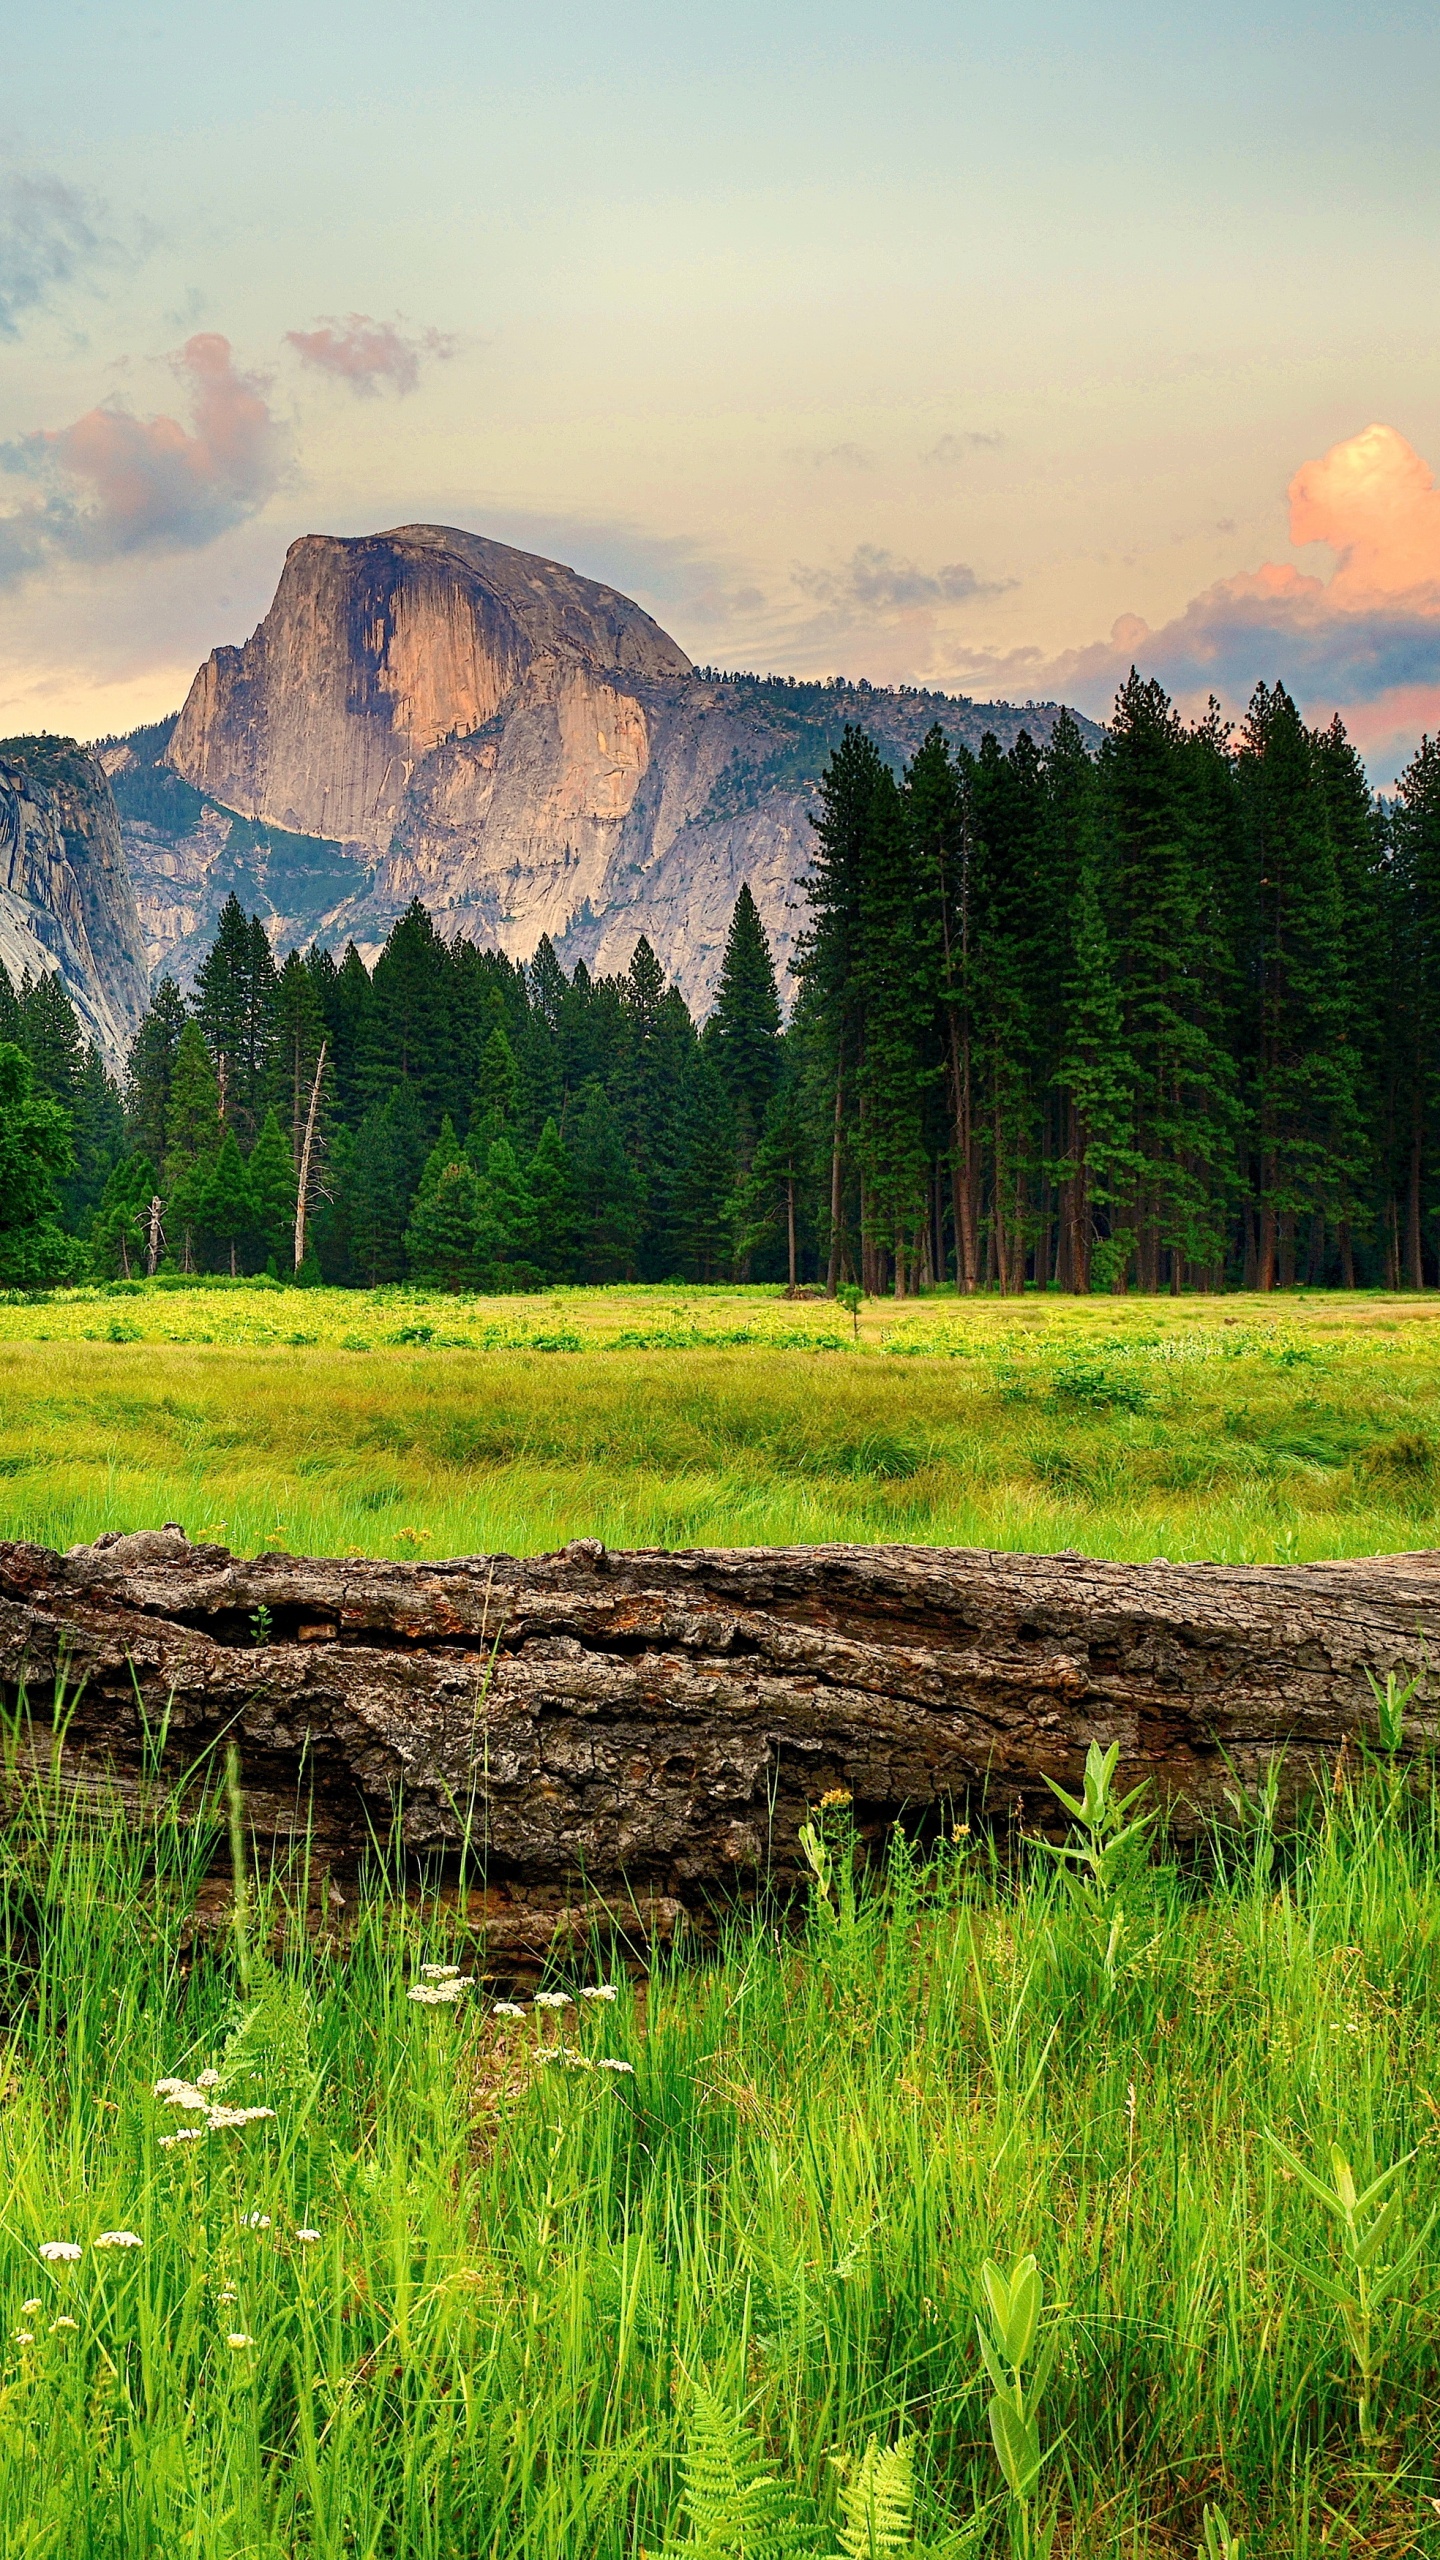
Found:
[1,1531,1437,1948]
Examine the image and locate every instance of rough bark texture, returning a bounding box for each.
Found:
[2,1531,1437,1949]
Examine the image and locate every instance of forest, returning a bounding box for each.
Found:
[4,669,1440,1297]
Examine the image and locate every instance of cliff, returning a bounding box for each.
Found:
[0,738,151,1066]
[131,524,1099,1009]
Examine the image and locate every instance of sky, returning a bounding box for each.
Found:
[3,0,1440,780]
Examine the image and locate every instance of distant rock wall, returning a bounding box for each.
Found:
[156,523,1099,1015]
[0,739,151,1066]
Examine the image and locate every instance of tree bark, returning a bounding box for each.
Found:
[3,1533,1439,1947]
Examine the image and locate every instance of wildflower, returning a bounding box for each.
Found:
[580,1984,618,2002]
[12,2331,32,2345]
[243,2212,271,2230]
[159,2129,206,2147]
[38,2242,81,2263]
[153,2077,186,2096]
[492,2002,526,2019]
[94,2230,142,2250]
[160,2087,209,2111]
[597,2058,635,2074]
[819,1788,853,1809]
[420,1964,462,1981]
[226,2332,255,2349]
[295,2228,321,2243]
[204,2105,275,2129]
[20,2301,38,2314]
[50,2317,77,2333]
[218,2289,238,2304]
[407,1979,472,2005]
[197,2069,222,2088]
[533,1990,572,2010]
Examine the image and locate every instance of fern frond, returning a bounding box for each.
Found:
[661,2383,817,2558]
[829,2437,916,2559]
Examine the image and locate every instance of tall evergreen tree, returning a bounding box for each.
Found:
[0,1042,75,1286]
[125,979,187,1164]
[704,884,782,1171]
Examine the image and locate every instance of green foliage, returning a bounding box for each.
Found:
[0,1040,77,1286]
[661,2386,816,2557]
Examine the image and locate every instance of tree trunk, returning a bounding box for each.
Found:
[5,1531,1439,1945]
[825,1068,844,1297]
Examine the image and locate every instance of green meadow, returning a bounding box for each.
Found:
[4,1286,1440,2556]
[0,1279,1437,1563]
[3,1743,1440,2556]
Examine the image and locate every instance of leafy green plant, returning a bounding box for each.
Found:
[659,2385,815,2557]
[1039,1739,1155,1983]
[975,2254,1058,2555]
[1201,2505,1243,2560]
[827,2437,976,2558]
[1264,2134,1435,2443]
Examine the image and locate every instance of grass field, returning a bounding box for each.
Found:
[4,1748,1440,2556]
[0,1280,1438,1562]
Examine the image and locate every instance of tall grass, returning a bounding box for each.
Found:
[0,1287,1438,1561]
[2,1728,1439,2555]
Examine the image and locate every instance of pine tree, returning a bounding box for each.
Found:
[19,969,84,1110]
[568,1080,644,1281]
[247,1108,297,1273]
[1237,682,1362,1288]
[796,728,889,1292]
[476,1136,540,1284]
[1390,732,1440,1286]
[332,1104,405,1285]
[739,1064,810,1287]
[527,1117,576,1280]
[64,1044,124,1229]
[361,901,454,1133]
[90,1153,157,1280]
[125,979,187,1164]
[705,885,782,1170]
[194,894,277,1138]
[666,1050,739,1280]
[268,949,328,1167]
[200,1127,254,1276]
[162,1021,222,1270]
[404,1121,480,1288]
[0,1042,76,1287]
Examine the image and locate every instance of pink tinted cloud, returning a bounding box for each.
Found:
[0,334,285,582]
[284,313,456,397]
[961,423,1440,774]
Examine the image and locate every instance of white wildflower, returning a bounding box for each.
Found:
[597,2058,635,2074]
[226,2332,254,2349]
[218,2289,238,2304]
[197,2069,222,2088]
[580,1985,619,2002]
[94,2231,142,2249]
[158,2129,206,2147]
[408,1978,472,2005]
[20,2300,38,2314]
[153,2077,186,2096]
[161,2087,209,2112]
[238,2107,276,2123]
[242,2213,271,2230]
[492,2002,526,2019]
[12,2331,33,2345]
[533,1990,572,2009]
[295,2228,321,2243]
[420,1964,462,1981]
[38,2242,81,2263]
[50,2317,77,2333]
[204,2105,274,2129]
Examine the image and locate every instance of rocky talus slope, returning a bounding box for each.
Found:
[0,738,151,1065]
[116,522,1098,1009]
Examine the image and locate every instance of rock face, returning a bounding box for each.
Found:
[0,737,151,1066]
[2,1531,1436,1952]
[136,523,1099,1010]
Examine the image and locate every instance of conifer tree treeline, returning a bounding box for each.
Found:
[794,675,1440,1292]
[5,666,1440,1293]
